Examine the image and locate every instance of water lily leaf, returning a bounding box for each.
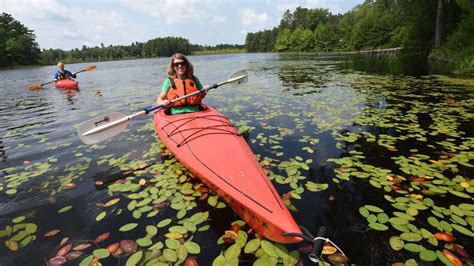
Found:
[207,196,218,207]
[73,243,91,251]
[260,240,277,257]
[419,249,437,262]
[165,238,181,249]
[58,205,72,213]
[368,223,389,231]
[79,255,94,266]
[65,251,82,261]
[125,250,143,266]
[365,205,383,213]
[452,224,474,236]
[12,216,26,223]
[103,198,120,207]
[367,214,377,223]
[93,248,110,259]
[148,241,163,250]
[136,237,152,247]
[212,254,225,266]
[169,226,187,234]
[120,239,137,254]
[403,243,421,253]
[254,256,278,266]
[48,256,66,265]
[244,238,260,254]
[5,240,18,251]
[389,236,404,251]
[427,216,440,228]
[157,219,172,228]
[165,232,183,239]
[184,241,200,254]
[146,225,157,236]
[393,212,416,221]
[119,223,138,232]
[162,249,177,262]
[449,190,471,199]
[359,207,369,218]
[19,235,35,247]
[43,229,61,237]
[224,243,242,259]
[400,232,422,242]
[96,211,106,221]
[127,200,137,211]
[24,223,37,234]
[390,217,409,225]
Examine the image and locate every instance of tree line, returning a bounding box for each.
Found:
[245,0,474,75]
[2,1,473,75]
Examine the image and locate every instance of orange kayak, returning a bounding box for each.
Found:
[55,79,78,90]
[154,105,303,243]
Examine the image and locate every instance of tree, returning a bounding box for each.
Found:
[0,13,41,66]
[435,0,445,49]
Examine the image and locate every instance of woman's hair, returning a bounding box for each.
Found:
[167,53,194,78]
[57,61,64,67]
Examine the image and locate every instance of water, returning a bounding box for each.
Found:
[0,53,473,265]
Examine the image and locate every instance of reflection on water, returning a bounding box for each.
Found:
[0,54,472,265]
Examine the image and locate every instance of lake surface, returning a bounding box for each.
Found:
[0,53,473,265]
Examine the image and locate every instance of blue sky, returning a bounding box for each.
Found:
[1,0,364,50]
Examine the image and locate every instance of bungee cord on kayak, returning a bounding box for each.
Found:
[160,114,240,147]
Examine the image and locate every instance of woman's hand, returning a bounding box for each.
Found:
[160,100,171,106]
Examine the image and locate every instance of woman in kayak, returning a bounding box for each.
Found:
[156,53,209,114]
[54,61,77,81]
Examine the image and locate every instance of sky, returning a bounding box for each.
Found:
[1,0,364,50]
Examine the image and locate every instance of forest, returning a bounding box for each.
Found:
[1,0,473,75]
[245,0,474,75]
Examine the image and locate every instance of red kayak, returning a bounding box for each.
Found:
[55,79,79,90]
[154,105,303,243]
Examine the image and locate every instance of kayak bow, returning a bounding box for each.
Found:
[55,79,79,90]
[154,105,303,244]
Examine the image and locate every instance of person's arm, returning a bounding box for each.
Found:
[193,76,209,96]
[156,79,171,105]
[53,71,59,80]
[66,70,77,78]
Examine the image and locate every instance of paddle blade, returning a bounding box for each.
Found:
[77,112,128,144]
[229,69,248,85]
[28,83,42,90]
[84,65,96,71]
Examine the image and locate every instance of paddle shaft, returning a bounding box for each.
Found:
[145,73,246,114]
[81,73,247,137]
[82,84,218,137]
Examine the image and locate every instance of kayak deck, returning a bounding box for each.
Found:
[154,105,303,243]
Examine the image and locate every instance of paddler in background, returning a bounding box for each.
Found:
[54,61,77,81]
[156,53,209,115]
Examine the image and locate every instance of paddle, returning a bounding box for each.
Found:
[77,69,248,144]
[28,65,97,90]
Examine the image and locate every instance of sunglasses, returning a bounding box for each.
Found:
[173,61,187,68]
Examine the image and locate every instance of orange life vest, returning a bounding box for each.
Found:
[166,76,203,107]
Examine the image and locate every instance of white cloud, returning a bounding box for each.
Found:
[241,8,268,27]
[1,0,364,49]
